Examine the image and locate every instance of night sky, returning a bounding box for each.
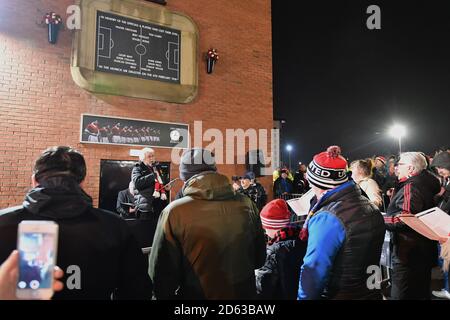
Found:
[272,0,450,167]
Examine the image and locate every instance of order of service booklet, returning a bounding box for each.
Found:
[399,207,450,241]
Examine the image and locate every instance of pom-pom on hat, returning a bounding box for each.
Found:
[260,199,291,230]
[306,146,348,190]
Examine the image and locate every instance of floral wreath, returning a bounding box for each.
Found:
[44,12,63,25]
[206,48,219,61]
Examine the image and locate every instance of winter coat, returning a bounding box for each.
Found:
[298,181,385,300]
[293,171,310,194]
[437,178,450,213]
[385,170,441,267]
[116,188,136,218]
[273,177,294,198]
[372,168,387,191]
[238,182,267,212]
[255,226,307,299]
[0,177,153,300]
[431,151,450,213]
[131,161,156,213]
[148,172,266,300]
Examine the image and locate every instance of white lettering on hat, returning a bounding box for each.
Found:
[310,162,331,177]
[337,171,346,178]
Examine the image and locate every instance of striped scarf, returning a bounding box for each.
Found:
[268,224,303,246]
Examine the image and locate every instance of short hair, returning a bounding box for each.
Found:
[33,146,86,184]
[350,159,373,177]
[139,147,155,161]
[399,152,427,174]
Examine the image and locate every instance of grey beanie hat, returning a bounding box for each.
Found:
[431,151,450,171]
[179,148,217,181]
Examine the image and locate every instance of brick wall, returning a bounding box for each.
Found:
[0,0,273,207]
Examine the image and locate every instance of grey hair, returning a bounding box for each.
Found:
[139,147,155,161]
[400,152,427,174]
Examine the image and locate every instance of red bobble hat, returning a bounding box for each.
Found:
[375,156,386,165]
[260,199,291,230]
[306,146,348,190]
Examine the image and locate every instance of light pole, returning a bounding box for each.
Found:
[389,124,406,154]
[286,144,293,171]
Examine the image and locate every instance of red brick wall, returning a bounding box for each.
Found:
[0,0,273,207]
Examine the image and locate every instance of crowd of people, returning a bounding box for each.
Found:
[0,144,449,300]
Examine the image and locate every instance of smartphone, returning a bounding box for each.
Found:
[16,221,59,300]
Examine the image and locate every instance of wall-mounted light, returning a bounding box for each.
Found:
[43,12,63,44]
[206,48,219,74]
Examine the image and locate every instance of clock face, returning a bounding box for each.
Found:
[170,130,180,141]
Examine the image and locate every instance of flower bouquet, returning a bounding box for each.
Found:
[206,48,219,74]
[44,12,63,44]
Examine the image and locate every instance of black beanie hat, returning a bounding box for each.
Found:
[431,151,450,171]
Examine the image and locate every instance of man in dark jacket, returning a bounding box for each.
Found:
[372,156,387,190]
[431,151,450,213]
[384,152,441,300]
[293,163,310,194]
[273,169,294,199]
[132,147,167,219]
[431,151,450,299]
[116,181,137,218]
[298,146,385,300]
[238,172,267,212]
[148,148,266,299]
[256,199,306,299]
[0,146,152,300]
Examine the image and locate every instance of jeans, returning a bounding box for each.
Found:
[438,245,449,291]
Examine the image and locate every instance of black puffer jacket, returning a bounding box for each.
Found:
[255,227,307,299]
[385,170,441,266]
[0,177,153,300]
[131,161,156,213]
[315,183,386,300]
[431,151,450,213]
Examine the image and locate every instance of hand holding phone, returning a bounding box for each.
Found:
[16,221,59,300]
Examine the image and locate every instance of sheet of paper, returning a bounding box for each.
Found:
[399,215,441,241]
[416,207,450,238]
[287,189,315,216]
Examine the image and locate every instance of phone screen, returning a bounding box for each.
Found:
[17,232,56,290]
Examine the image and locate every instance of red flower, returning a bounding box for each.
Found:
[44,12,63,25]
[206,48,219,61]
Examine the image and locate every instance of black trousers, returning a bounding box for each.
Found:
[391,260,432,300]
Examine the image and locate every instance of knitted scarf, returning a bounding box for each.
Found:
[268,224,303,246]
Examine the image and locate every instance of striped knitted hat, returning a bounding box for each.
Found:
[260,199,291,230]
[306,146,348,190]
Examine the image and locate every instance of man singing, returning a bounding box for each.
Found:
[132,148,168,219]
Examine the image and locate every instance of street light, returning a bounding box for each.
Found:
[286,144,293,171]
[389,124,406,154]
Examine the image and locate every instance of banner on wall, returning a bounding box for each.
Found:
[80,114,189,149]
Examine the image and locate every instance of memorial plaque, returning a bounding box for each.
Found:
[80,114,189,149]
[95,11,181,84]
